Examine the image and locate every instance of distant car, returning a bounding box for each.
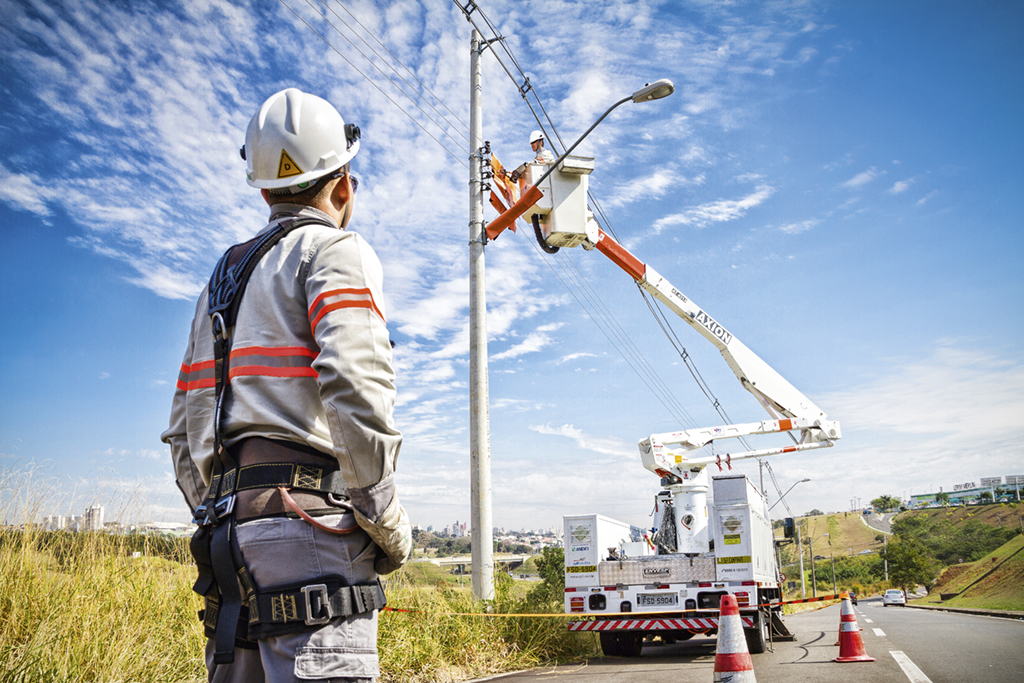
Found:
[883,589,906,607]
[848,592,858,605]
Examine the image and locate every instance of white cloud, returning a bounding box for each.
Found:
[841,167,880,189]
[529,423,636,459]
[888,179,913,194]
[652,185,775,233]
[779,218,820,234]
[557,352,598,364]
[605,168,700,208]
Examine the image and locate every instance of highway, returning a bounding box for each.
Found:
[475,597,1024,682]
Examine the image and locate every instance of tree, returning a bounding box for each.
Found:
[979,491,994,503]
[805,509,824,517]
[881,538,937,592]
[871,495,902,512]
[526,546,564,607]
[935,491,950,507]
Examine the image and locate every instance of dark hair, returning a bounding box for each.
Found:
[266,165,349,207]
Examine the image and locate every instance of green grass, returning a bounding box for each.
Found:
[916,534,1024,611]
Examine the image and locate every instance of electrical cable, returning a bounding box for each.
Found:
[324,0,471,141]
[278,0,469,168]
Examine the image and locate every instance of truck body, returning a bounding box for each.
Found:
[564,474,786,656]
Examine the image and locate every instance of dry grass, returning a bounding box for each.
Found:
[0,465,596,682]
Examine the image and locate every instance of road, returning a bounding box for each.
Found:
[861,511,898,535]
[474,597,1024,682]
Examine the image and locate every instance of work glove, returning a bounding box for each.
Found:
[352,493,413,575]
[509,169,520,182]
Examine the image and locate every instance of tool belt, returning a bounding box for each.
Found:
[191,437,386,659]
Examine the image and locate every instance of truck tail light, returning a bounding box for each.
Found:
[570,596,585,612]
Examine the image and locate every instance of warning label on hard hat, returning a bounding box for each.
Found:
[278,150,303,178]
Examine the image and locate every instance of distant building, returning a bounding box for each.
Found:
[83,505,105,531]
[42,515,66,531]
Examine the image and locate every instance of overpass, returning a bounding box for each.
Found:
[419,554,531,574]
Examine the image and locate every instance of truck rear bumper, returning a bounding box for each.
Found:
[568,616,753,632]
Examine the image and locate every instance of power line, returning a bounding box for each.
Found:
[323,0,471,142]
[279,0,469,168]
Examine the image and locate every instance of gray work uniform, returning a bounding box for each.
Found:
[162,204,401,682]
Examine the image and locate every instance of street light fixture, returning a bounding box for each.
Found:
[486,79,675,239]
[769,477,811,512]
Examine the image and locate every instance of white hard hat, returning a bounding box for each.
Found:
[242,88,360,192]
[529,130,544,144]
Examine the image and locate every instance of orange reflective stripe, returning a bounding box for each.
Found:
[308,287,384,332]
[230,345,316,359]
[229,366,318,379]
[176,346,317,391]
[308,287,374,316]
[177,377,216,391]
[309,299,378,333]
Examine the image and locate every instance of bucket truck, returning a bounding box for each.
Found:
[488,160,841,656]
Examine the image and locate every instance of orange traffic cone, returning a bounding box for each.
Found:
[714,594,757,682]
[833,591,875,663]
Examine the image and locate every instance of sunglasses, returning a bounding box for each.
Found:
[327,170,358,193]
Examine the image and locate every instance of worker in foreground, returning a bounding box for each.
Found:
[162,87,411,682]
[509,129,556,181]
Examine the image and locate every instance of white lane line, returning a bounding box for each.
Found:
[891,650,934,683]
[864,618,873,623]
[873,627,886,637]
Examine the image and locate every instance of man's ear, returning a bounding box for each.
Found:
[262,188,272,205]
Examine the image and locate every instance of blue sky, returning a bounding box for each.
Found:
[1,0,1021,531]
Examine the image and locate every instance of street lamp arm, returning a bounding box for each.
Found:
[534,95,632,187]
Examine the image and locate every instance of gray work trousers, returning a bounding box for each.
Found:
[205,513,380,682]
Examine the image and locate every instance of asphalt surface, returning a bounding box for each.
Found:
[473,596,1024,682]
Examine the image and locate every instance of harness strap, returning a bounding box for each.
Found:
[247,577,386,641]
[192,216,340,666]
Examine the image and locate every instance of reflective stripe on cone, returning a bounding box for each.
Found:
[714,595,756,682]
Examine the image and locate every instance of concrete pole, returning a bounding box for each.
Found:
[797,522,806,599]
[468,29,494,602]
[809,534,817,598]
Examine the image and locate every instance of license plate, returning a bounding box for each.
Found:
[637,593,678,607]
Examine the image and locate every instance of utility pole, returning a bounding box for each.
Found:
[808,534,817,598]
[468,28,494,602]
[883,534,889,582]
[797,521,806,599]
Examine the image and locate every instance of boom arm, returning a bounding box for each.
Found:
[594,228,841,473]
[484,161,839,476]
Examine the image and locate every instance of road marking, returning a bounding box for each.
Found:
[873,628,886,637]
[864,618,873,623]
[891,651,934,683]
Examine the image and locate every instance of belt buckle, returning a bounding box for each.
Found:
[213,494,236,518]
[191,504,208,526]
[301,584,332,626]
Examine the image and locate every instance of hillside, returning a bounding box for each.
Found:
[916,533,1024,611]
[896,502,1024,531]
[773,510,884,558]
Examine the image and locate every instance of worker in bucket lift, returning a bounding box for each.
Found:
[509,130,556,181]
[162,87,411,683]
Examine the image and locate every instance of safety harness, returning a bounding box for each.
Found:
[189,216,386,666]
